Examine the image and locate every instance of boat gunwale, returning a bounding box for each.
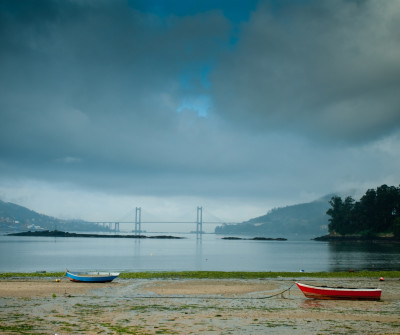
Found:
[65,271,120,282]
[67,272,120,277]
[296,282,381,293]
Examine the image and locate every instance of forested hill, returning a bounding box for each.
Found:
[326,184,400,237]
[0,199,108,232]
[215,195,332,237]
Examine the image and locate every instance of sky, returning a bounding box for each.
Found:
[1,0,400,230]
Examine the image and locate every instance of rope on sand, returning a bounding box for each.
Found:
[255,282,295,299]
[130,283,296,300]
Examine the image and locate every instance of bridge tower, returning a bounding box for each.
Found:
[196,206,203,237]
[135,207,142,235]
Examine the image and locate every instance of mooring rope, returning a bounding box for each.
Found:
[129,283,296,300]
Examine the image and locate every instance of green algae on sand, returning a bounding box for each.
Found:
[1,270,399,279]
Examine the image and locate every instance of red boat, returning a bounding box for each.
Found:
[296,282,381,300]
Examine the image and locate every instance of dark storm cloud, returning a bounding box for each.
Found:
[213,0,400,143]
[0,0,236,194]
[1,0,399,218]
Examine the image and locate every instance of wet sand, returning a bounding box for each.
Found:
[1,277,399,334]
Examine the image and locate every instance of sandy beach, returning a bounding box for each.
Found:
[1,277,399,334]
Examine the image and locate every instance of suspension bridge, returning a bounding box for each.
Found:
[93,207,234,235]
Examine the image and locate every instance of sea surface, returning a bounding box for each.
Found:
[1,233,399,273]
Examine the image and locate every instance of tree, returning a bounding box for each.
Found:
[342,196,355,234]
[326,184,400,236]
[358,188,377,233]
[326,196,343,234]
[326,196,355,235]
[394,218,400,238]
[375,185,399,232]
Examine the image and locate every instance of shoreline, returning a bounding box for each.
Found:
[1,277,399,334]
[313,234,400,242]
[2,270,400,279]
[7,230,184,239]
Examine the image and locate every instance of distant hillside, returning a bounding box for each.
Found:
[0,199,109,232]
[215,195,332,237]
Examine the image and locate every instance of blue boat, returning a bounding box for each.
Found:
[66,270,119,283]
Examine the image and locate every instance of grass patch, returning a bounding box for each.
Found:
[130,304,204,313]
[0,323,35,333]
[0,272,65,278]
[155,329,176,334]
[0,270,399,279]
[99,322,147,334]
[118,270,400,279]
[262,321,295,328]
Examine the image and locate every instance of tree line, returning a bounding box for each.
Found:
[326,184,400,237]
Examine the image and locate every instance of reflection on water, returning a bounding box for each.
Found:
[0,234,399,272]
[195,236,203,270]
[328,241,400,271]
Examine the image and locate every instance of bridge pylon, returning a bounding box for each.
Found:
[135,207,142,235]
[196,206,203,237]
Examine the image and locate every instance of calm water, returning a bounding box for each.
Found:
[1,234,399,273]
